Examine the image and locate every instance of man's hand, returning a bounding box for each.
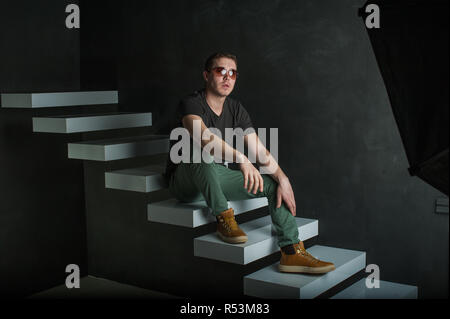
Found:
[239,157,264,194]
[276,177,296,216]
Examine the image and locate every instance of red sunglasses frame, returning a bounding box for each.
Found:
[210,67,239,80]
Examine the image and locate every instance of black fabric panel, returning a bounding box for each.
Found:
[361,0,449,194]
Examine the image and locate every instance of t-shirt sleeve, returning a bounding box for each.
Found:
[179,97,204,118]
[235,102,256,135]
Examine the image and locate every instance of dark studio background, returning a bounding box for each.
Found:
[0,0,448,299]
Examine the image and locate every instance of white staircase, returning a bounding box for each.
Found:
[7,89,418,299]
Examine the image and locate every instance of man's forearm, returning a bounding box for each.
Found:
[259,151,287,183]
[245,133,287,184]
[200,133,247,163]
[186,117,247,163]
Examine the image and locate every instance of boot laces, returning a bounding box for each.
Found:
[218,215,239,232]
[225,217,239,231]
[296,246,320,264]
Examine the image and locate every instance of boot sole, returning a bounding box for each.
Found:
[216,231,248,244]
[278,264,336,274]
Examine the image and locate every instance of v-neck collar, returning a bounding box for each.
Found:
[202,89,225,118]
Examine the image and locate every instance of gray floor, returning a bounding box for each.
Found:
[29,276,181,299]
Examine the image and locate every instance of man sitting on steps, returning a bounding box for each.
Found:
[164,52,335,274]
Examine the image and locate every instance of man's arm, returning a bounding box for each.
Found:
[244,132,296,216]
[182,114,245,162]
[182,114,264,194]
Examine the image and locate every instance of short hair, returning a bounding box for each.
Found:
[204,52,238,71]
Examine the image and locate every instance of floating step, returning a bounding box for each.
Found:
[194,216,318,265]
[32,112,151,133]
[68,135,169,161]
[244,246,366,299]
[147,197,268,228]
[1,91,118,108]
[331,278,418,299]
[105,164,167,192]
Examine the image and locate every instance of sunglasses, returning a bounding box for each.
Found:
[210,67,239,80]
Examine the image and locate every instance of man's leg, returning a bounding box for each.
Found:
[169,161,229,215]
[213,164,300,248]
[169,160,248,243]
[169,160,299,248]
[169,160,335,274]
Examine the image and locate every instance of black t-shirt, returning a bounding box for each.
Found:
[164,88,255,181]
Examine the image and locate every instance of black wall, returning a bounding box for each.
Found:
[0,0,87,297]
[81,0,447,298]
[1,0,447,298]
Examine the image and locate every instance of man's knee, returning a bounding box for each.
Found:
[183,161,219,181]
[262,175,278,197]
[187,160,215,172]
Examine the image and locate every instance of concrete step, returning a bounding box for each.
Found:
[1,91,118,108]
[194,216,318,265]
[32,112,151,133]
[244,245,366,299]
[147,197,268,228]
[105,164,167,193]
[331,278,418,299]
[68,135,169,161]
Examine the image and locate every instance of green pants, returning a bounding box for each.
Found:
[168,160,299,248]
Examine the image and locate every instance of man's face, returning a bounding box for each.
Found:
[203,57,237,97]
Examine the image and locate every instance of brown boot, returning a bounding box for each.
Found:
[279,241,335,274]
[216,208,248,244]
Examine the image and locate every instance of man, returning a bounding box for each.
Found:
[164,52,335,274]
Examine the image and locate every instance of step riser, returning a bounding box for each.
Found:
[68,144,106,161]
[1,91,118,108]
[194,220,318,265]
[105,173,168,193]
[68,138,169,161]
[105,165,167,193]
[148,206,208,228]
[33,113,151,133]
